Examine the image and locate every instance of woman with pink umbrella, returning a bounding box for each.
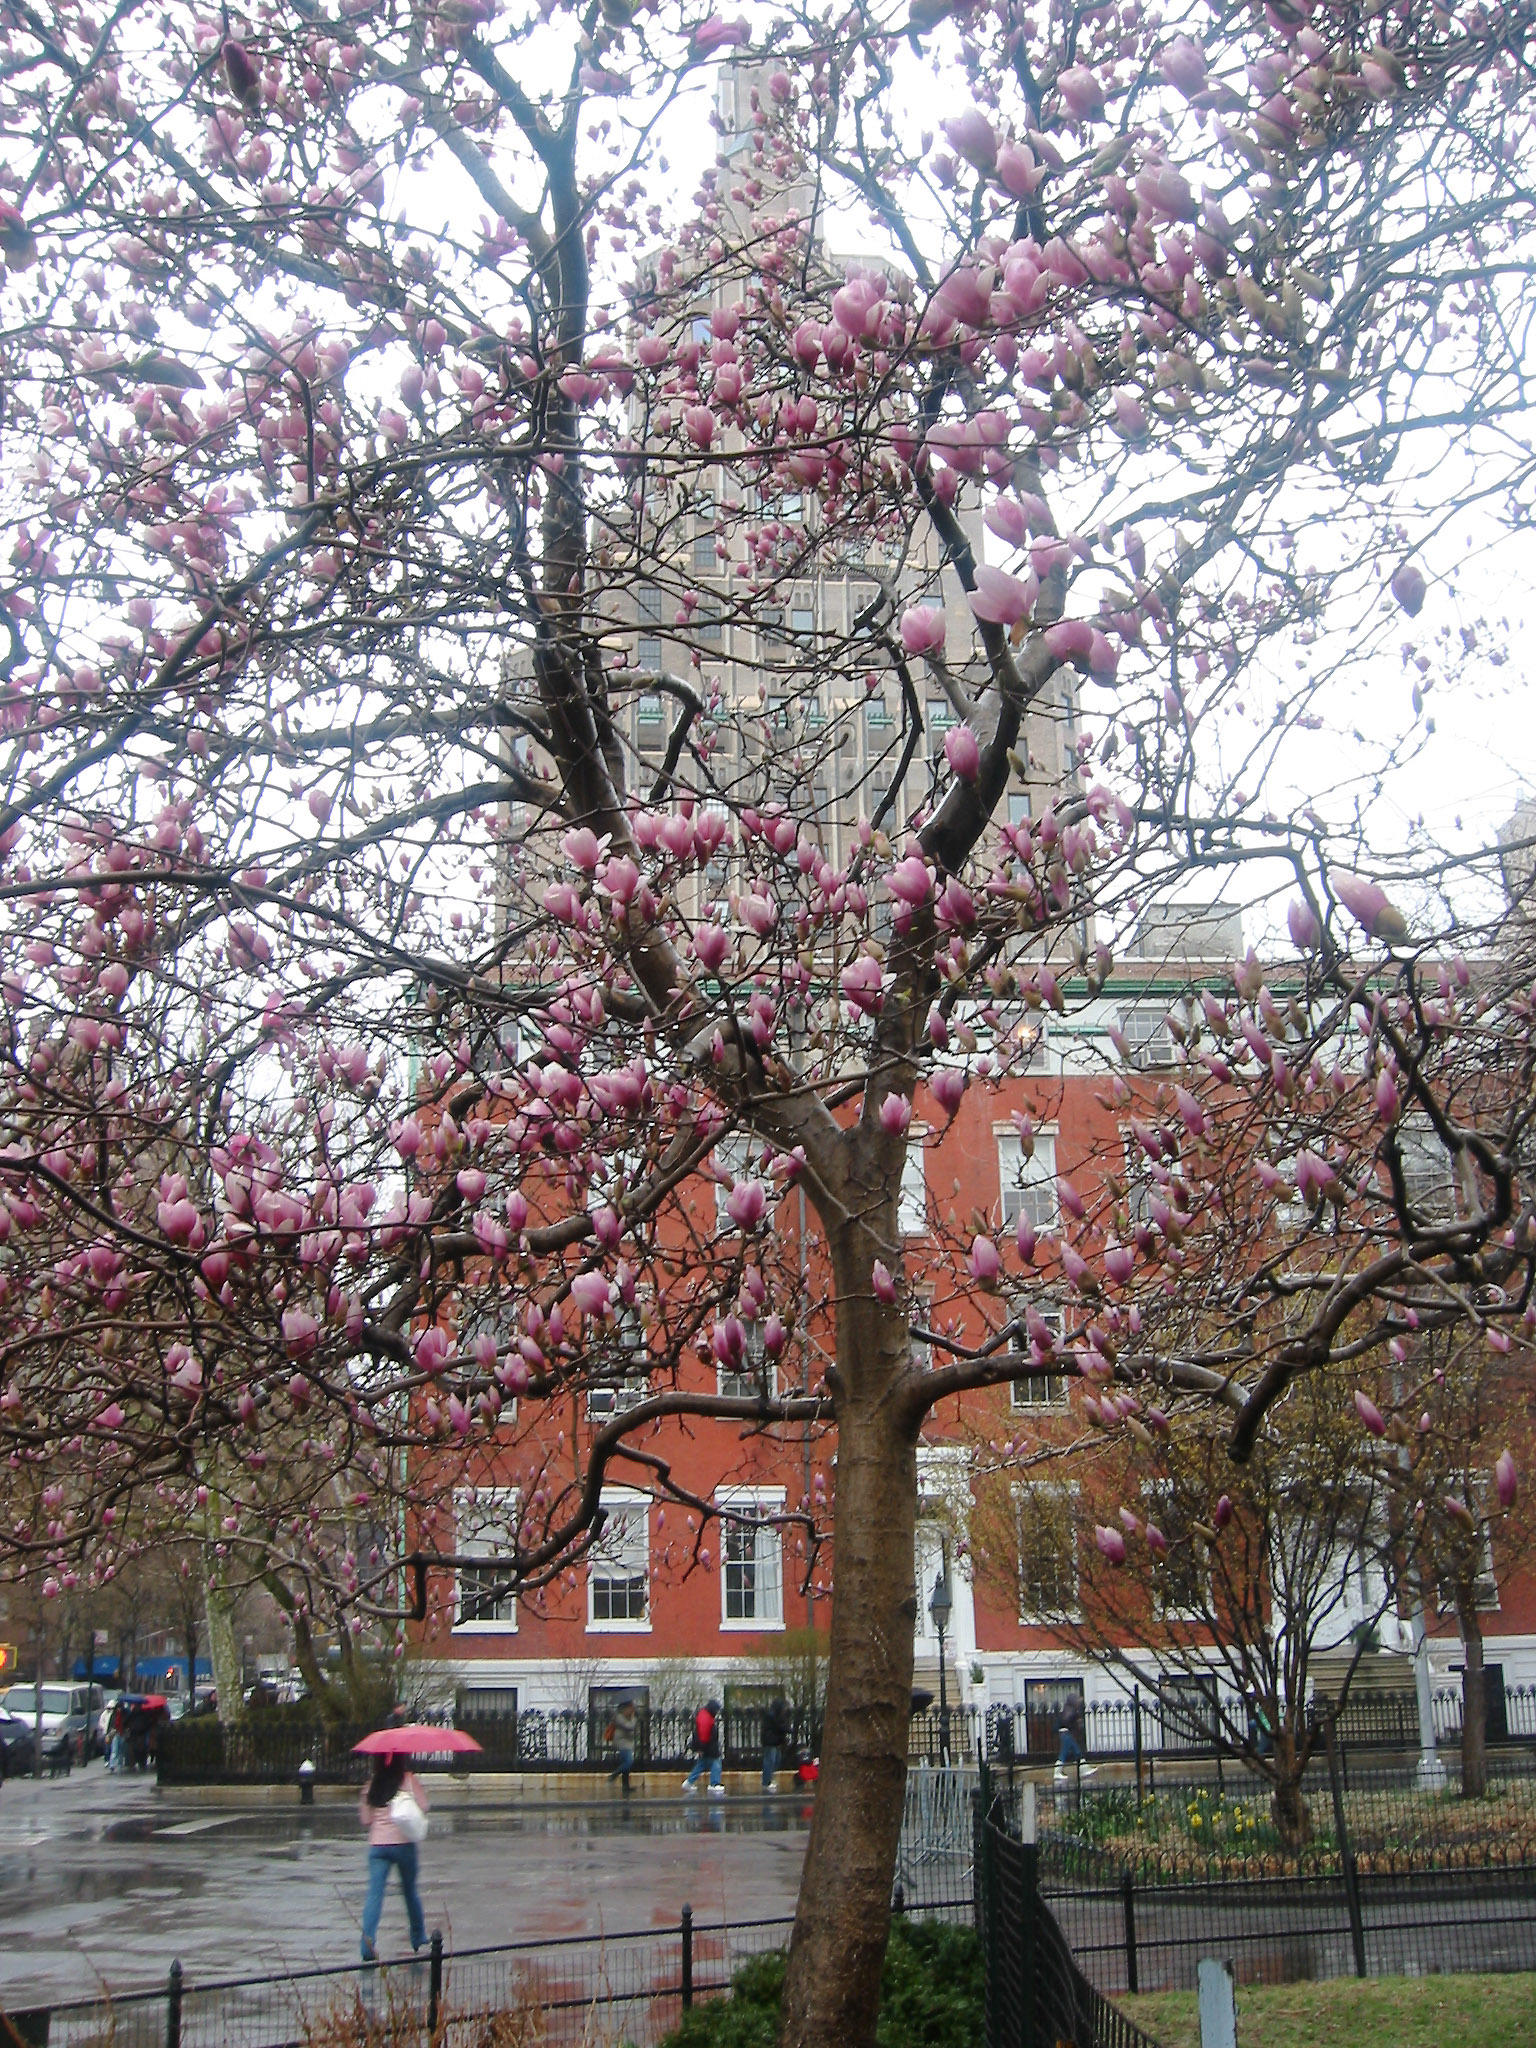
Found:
[353,1720,481,1962]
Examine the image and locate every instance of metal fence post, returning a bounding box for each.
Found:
[1121,1869,1139,1996]
[1133,1687,1143,1802]
[164,1960,183,2048]
[427,1930,443,2033]
[680,1902,693,2011]
[1324,1714,1368,1979]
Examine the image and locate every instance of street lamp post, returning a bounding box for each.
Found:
[929,1568,953,1765]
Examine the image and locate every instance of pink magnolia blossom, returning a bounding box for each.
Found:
[1213,1494,1233,1528]
[725,1179,767,1230]
[944,724,981,779]
[1287,897,1321,950]
[1496,1449,1518,1509]
[1333,870,1409,942]
[841,953,886,1015]
[1354,1389,1387,1437]
[878,1092,912,1137]
[282,1307,319,1356]
[693,923,730,972]
[898,605,946,655]
[968,1234,1001,1286]
[1295,1151,1336,1202]
[943,109,997,170]
[887,855,933,906]
[930,1068,967,1116]
[1390,562,1427,616]
[569,1270,612,1317]
[871,1259,898,1305]
[1094,1523,1127,1564]
[970,564,1034,626]
[995,140,1043,198]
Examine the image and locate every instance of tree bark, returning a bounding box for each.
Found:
[1269,1727,1313,1856]
[203,1553,245,1726]
[1457,1594,1487,1798]
[777,1208,919,2048]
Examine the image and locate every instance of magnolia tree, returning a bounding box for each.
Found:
[1,2,1535,2039]
[973,1370,1405,1850]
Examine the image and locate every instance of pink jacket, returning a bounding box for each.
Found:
[359,1770,428,1846]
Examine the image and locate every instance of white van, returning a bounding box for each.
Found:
[2,1683,93,1763]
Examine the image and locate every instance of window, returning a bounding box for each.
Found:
[790,605,815,636]
[1119,1005,1176,1070]
[713,1131,755,1232]
[635,584,664,676]
[1122,1134,1157,1230]
[454,1490,519,1632]
[1160,1674,1219,1750]
[458,1301,519,1421]
[992,1008,1048,1071]
[997,1129,1058,1232]
[457,1683,517,1724]
[718,1487,785,1628]
[588,1492,650,1627]
[1014,1484,1079,1620]
[692,492,717,571]
[899,1139,927,1237]
[695,600,724,647]
[587,1304,649,1419]
[1007,792,1031,827]
[865,696,894,733]
[1143,1484,1209,1620]
[1435,1511,1500,1613]
[718,1316,774,1399]
[1395,1120,1458,1222]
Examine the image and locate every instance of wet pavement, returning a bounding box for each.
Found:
[0,1763,813,2007]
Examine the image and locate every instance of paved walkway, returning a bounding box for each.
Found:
[0,1764,813,2006]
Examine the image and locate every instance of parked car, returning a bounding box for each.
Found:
[2,1683,95,1765]
[0,1707,38,1775]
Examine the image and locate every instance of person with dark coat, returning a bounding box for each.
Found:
[604,1696,639,1793]
[681,1697,724,1796]
[760,1695,792,1791]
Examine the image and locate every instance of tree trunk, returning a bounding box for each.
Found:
[1269,1735,1313,1856]
[777,1213,919,2048]
[1457,1595,1487,1798]
[203,1554,245,1726]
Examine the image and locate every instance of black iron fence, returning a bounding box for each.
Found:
[975,1799,1165,2048]
[158,1703,830,1785]
[1019,1752,1536,1998]
[4,1911,803,2048]
[162,1682,1536,1785]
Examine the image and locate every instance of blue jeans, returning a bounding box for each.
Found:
[761,1746,781,1789]
[683,1755,722,1789]
[362,1843,426,1957]
[1057,1728,1083,1766]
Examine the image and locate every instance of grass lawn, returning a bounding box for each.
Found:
[1119,1970,1536,2048]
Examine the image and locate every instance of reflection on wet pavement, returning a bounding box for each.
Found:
[0,1770,812,2007]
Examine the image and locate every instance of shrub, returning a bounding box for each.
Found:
[656,1920,984,2048]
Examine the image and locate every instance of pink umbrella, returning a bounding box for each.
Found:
[353,1724,483,1756]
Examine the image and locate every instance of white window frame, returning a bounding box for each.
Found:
[717,1485,786,1630]
[1009,1302,1067,1410]
[587,1488,651,1632]
[1013,1481,1080,1623]
[718,1316,775,1400]
[1395,1118,1458,1223]
[458,1300,519,1423]
[713,1131,755,1233]
[453,1488,520,1634]
[996,1127,1058,1233]
[586,1300,649,1419]
[1119,1005,1176,1070]
[899,1135,928,1238]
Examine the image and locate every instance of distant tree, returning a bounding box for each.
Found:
[0,7,1533,2042]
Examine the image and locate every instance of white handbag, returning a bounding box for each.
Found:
[388,1787,429,1843]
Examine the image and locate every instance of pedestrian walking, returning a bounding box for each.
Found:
[604,1696,639,1793]
[681,1697,724,1796]
[107,1701,127,1774]
[760,1695,792,1791]
[358,1755,430,1961]
[1053,1696,1095,1780]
